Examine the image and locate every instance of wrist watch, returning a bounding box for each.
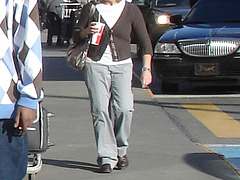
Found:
[142,67,151,72]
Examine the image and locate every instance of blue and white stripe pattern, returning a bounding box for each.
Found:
[0,0,42,119]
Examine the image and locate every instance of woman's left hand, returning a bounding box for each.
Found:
[141,70,152,88]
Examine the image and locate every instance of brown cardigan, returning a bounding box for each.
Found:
[72,1,153,61]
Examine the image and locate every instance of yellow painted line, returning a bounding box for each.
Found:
[181,103,240,138]
[145,88,155,99]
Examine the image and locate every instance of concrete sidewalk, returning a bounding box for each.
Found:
[34,79,239,180]
[34,30,240,179]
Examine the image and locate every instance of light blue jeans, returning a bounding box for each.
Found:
[0,119,28,180]
[84,62,134,169]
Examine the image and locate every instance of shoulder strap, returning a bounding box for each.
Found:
[86,2,96,26]
[89,3,96,18]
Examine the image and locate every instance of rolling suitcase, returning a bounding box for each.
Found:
[28,103,48,153]
[27,103,54,180]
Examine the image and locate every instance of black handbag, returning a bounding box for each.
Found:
[66,3,96,70]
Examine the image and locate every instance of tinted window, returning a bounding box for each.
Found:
[185,0,240,23]
[156,0,189,7]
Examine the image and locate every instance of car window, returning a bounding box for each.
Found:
[156,0,189,7]
[184,0,240,24]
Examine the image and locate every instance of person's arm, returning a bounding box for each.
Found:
[14,0,43,136]
[72,3,98,42]
[141,54,152,88]
[131,4,153,88]
[72,3,92,42]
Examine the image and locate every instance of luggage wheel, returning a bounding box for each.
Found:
[27,154,42,180]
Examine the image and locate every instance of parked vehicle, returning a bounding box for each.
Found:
[132,0,191,48]
[154,0,240,91]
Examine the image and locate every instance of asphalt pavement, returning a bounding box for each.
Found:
[32,30,240,180]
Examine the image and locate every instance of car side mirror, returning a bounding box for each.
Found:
[170,14,183,27]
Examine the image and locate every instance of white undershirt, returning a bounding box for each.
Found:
[97,0,125,29]
[88,0,132,65]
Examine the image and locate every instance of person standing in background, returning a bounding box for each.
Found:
[73,0,152,173]
[38,0,48,30]
[46,0,63,46]
[0,0,42,179]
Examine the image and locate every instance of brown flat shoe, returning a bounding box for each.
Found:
[117,155,129,169]
[100,164,112,173]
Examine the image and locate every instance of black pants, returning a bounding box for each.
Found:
[47,12,62,46]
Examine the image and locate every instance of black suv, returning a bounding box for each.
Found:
[132,0,191,47]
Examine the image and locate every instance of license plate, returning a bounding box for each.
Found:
[194,63,219,75]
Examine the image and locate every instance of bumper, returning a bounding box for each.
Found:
[153,54,240,83]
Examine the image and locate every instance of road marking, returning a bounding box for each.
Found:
[205,144,240,171]
[181,103,240,138]
[205,144,240,147]
[145,88,155,99]
[155,94,240,98]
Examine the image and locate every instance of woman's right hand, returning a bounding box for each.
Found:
[89,22,99,34]
[80,22,98,39]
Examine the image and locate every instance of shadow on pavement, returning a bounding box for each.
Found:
[43,56,143,89]
[184,153,239,180]
[43,57,84,81]
[44,94,89,101]
[42,159,99,173]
